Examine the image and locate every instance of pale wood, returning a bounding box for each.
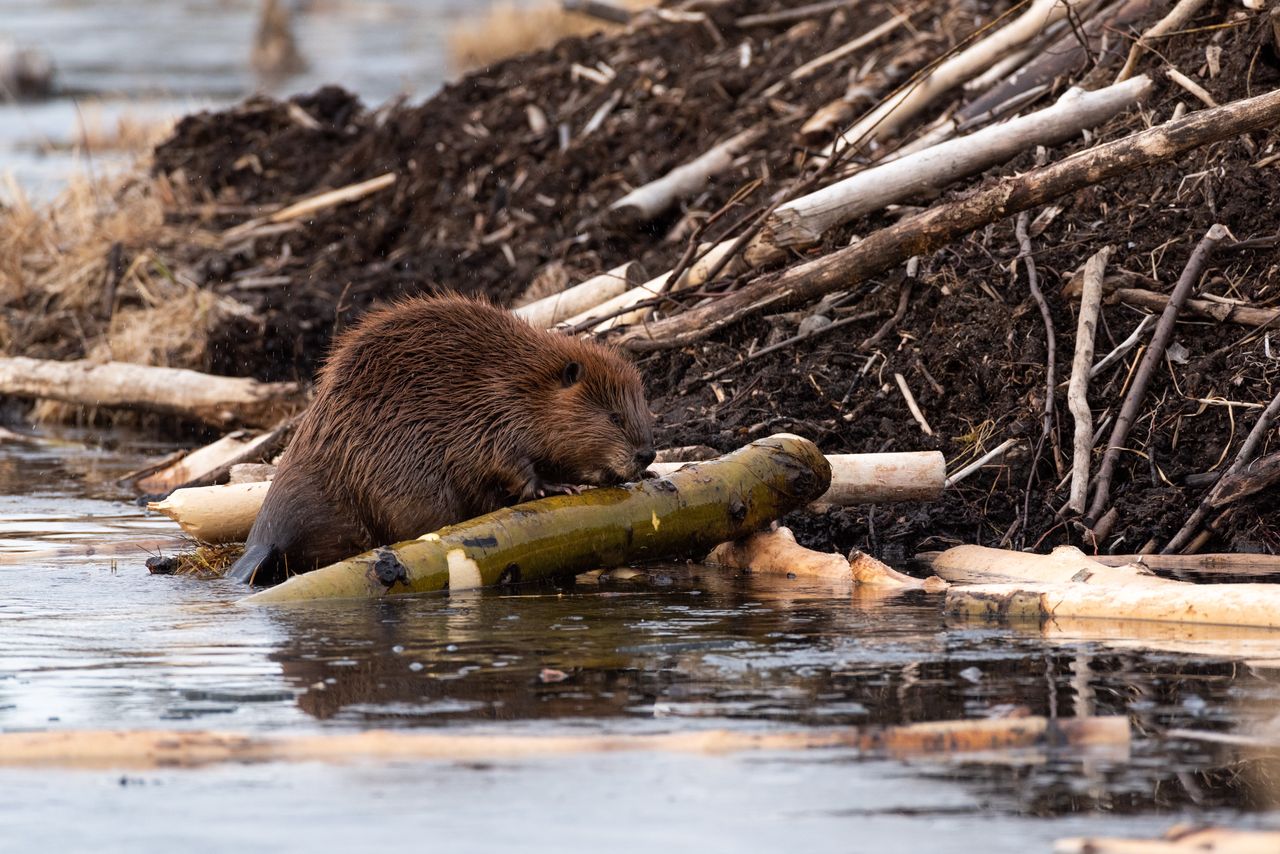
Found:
[0,715,1128,769]
[223,172,396,241]
[127,429,280,494]
[1066,246,1110,514]
[767,78,1151,248]
[1114,0,1211,83]
[935,545,1280,629]
[1112,288,1280,329]
[1055,828,1280,854]
[513,262,645,328]
[149,481,272,544]
[825,0,1081,155]
[707,526,945,588]
[618,85,1280,352]
[788,12,910,82]
[167,450,946,546]
[0,357,305,428]
[609,126,766,222]
[1093,552,1280,577]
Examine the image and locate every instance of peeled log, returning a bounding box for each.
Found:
[242,434,832,604]
[0,357,305,428]
[149,482,271,544]
[512,262,646,328]
[707,526,944,589]
[156,448,945,546]
[934,545,1280,630]
[0,715,1127,770]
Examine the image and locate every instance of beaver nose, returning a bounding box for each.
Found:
[635,448,656,469]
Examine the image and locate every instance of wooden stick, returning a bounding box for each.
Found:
[937,545,1280,629]
[945,438,1022,487]
[1016,209,1059,488]
[825,0,1080,154]
[513,262,645,328]
[1089,315,1155,378]
[0,716,1128,769]
[616,87,1280,352]
[735,0,858,27]
[1112,288,1280,329]
[0,357,305,429]
[1114,0,1211,83]
[765,77,1152,248]
[1085,224,1229,525]
[1167,66,1217,108]
[1162,388,1280,553]
[894,372,933,435]
[1066,247,1110,514]
[788,12,911,82]
[608,127,766,222]
[223,173,396,241]
[702,309,880,381]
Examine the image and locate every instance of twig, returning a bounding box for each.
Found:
[222,173,396,242]
[1114,0,1210,83]
[1085,223,1229,526]
[894,373,933,436]
[1066,246,1110,515]
[787,13,911,82]
[1166,66,1217,108]
[1090,314,1155,379]
[1016,210,1060,541]
[702,310,880,382]
[860,279,913,349]
[735,0,857,27]
[1162,386,1280,553]
[945,438,1022,487]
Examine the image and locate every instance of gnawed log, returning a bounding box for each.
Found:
[934,545,1280,630]
[616,84,1280,352]
[242,434,831,602]
[155,448,945,546]
[0,357,306,428]
[512,262,646,328]
[762,77,1151,249]
[608,126,766,222]
[0,715,1128,769]
[708,526,945,588]
[125,418,294,494]
[149,482,271,544]
[1056,827,1280,854]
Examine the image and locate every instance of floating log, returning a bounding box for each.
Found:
[158,448,945,546]
[149,481,272,544]
[0,357,305,428]
[708,526,945,588]
[1056,827,1280,854]
[762,78,1151,249]
[934,545,1280,630]
[617,84,1280,352]
[0,715,1128,769]
[512,262,646,328]
[243,434,831,602]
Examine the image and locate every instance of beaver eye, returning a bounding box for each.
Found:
[609,412,624,428]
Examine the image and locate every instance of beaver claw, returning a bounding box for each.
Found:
[537,482,585,497]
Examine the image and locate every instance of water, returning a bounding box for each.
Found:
[0,0,480,199]
[2,430,1280,850]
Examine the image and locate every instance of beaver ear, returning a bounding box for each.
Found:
[561,361,583,388]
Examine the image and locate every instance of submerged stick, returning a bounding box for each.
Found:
[1085,224,1228,525]
[0,357,305,429]
[0,715,1128,770]
[617,87,1280,352]
[242,434,831,604]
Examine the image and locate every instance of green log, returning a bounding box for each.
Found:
[241,433,831,605]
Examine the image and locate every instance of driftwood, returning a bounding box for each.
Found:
[616,88,1280,351]
[159,448,946,546]
[513,262,645,328]
[762,77,1152,249]
[933,545,1280,630]
[608,126,766,222]
[149,481,272,544]
[0,357,305,428]
[708,526,945,588]
[1056,827,1280,854]
[1065,247,1110,515]
[242,434,831,601]
[1085,224,1229,525]
[0,715,1127,769]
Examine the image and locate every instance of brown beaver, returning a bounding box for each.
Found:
[228,293,655,585]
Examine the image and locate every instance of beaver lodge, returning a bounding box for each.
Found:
[2,1,1280,583]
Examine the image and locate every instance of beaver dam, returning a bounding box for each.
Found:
[4,0,1280,849]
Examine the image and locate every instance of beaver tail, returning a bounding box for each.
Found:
[227,542,285,585]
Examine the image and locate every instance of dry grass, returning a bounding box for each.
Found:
[149,541,244,579]
[448,0,656,72]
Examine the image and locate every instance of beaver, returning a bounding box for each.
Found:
[228,293,655,585]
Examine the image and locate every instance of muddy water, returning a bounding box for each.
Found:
[0,0,477,199]
[2,432,1280,850]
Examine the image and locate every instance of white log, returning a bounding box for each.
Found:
[608,126,766,222]
[936,545,1280,630]
[0,357,304,428]
[1066,246,1110,514]
[512,262,644,328]
[148,482,272,544]
[824,0,1082,156]
[768,77,1151,248]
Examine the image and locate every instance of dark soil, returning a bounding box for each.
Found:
[148,0,1280,561]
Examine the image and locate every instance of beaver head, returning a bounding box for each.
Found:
[533,341,655,487]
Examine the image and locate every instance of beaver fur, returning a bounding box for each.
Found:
[228,294,654,585]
